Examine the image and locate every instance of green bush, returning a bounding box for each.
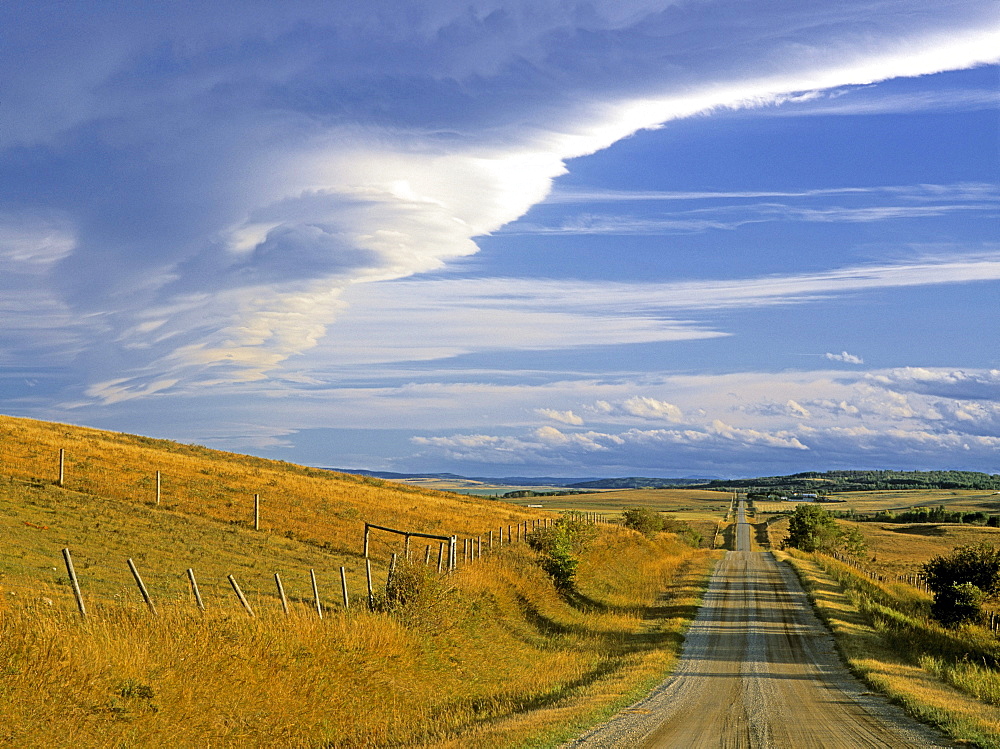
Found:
[621,507,664,538]
[923,543,1000,627]
[527,512,595,593]
[931,583,986,627]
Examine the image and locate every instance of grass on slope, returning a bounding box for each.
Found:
[783,549,1000,747]
[0,414,539,564]
[0,414,716,747]
[0,530,714,748]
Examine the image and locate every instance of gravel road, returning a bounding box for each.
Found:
[564,501,955,748]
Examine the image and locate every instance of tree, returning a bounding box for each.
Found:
[781,504,867,557]
[923,543,1000,627]
[782,504,840,553]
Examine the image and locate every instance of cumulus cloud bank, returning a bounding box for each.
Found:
[1,1,998,403]
[408,367,1000,474]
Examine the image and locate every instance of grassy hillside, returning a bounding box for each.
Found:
[784,550,1000,746]
[0,415,715,747]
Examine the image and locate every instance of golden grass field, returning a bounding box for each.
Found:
[0,414,716,747]
[8,412,1000,747]
[758,491,1000,577]
[784,550,1000,747]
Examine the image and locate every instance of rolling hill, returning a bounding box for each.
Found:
[0,414,712,747]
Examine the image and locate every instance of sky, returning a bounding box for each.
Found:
[1,1,999,479]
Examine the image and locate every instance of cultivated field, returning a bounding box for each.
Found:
[759,490,1000,576]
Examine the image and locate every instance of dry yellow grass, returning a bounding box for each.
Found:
[0,414,543,561]
[0,414,716,747]
[783,550,1000,747]
[843,520,1000,576]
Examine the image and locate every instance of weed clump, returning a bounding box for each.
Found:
[381,560,454,630]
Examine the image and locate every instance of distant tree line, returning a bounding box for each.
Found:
[701,470,1000,495]
[842,505,1000,526]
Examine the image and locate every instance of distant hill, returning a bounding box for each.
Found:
[566,477,718,489]
[332,469,605,487]
[335,468,1000,495]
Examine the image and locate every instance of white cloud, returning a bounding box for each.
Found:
[2,2,998,400]
[825,351,864,364]
[275,253,1000,368]
[536,408,585,425]
[621,396,684,421]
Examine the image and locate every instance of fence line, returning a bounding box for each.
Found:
[4,441,615,623]
[819,549,1000,634]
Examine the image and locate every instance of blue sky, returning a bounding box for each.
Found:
[1,1,999,478]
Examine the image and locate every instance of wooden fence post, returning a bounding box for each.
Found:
[366,559,374,609]
[489,530,494,549]
[127,558,157,615]
[363,524,370,558]
[404,534,411,560]
[310,568,323,619]
[274,572,289,615]
[155,471,161,506]
[340,566,349,610]
[424,544,431,565]
[61,548,85,619]
[253,494,260,531]
[449,536,457,572]
[187,568,205,611]
[228,574,254,617]
[437,543,445,573]
[387,552,398,589]
[58,448,65,487]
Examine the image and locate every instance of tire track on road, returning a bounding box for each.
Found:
[566,500,955,748]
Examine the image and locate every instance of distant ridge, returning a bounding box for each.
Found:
[566,477,716,489]
[331,469,714,488]
[329,469,604,486]
[331,468,1000,493]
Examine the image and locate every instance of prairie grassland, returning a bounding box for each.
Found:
[760,503,1000,577]
[0,414,717,747]
[0,414,541,565]
[783,550,1000,747]
[538,489,732,547]
[532,488,731,514]
[842,520,1000,577]
[0,533,714,748]
[756,489,1000,519]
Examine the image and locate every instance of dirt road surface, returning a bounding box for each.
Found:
[566,501,954,748]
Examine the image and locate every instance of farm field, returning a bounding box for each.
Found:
[759,490,1000,576]
[0,414,715,748]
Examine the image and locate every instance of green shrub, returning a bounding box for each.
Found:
[931,583,985,627]
[527,512,596,593]
[923,543,1000,627]
[621,507,664,538]
[782,504,867,558]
